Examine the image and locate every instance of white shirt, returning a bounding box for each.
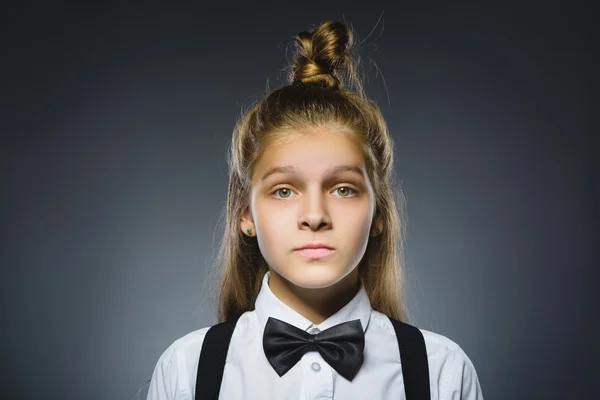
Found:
[147,271,483,399]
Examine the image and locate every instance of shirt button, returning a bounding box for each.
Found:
[311,362,321,372]
[309,327,320,335]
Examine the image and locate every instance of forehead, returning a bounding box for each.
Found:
[252,126,365,181]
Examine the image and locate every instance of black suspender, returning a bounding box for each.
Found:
[194,315,241,400]
[194,316,430,400]
[387,316,431,400]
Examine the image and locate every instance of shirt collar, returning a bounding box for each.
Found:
[254,270,372,333]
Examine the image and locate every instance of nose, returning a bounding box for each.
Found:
[298,190,332,231]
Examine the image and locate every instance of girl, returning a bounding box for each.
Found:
[147,20,483,400]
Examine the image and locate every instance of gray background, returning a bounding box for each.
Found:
[1,1,595,399]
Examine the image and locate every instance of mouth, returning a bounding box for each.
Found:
[294,247,336,260]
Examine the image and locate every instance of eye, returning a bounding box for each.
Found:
[272,188,296,199]
[333,186,357,197]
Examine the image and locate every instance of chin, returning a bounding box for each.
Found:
[279,266,349,290]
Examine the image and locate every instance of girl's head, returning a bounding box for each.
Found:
[214,20,407,322]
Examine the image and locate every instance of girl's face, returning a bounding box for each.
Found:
[243,124,379,289]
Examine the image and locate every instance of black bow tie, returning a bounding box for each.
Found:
[262,317,365,381]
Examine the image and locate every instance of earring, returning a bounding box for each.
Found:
[246,228,253,236]
[375,228,380,235]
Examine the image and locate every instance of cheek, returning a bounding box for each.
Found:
[253,203,292,258]
[332,204,372,236]
[331,205,373,263]
[255,203,288,234]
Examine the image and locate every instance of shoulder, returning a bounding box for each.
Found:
[155,313,252,367]
[370,311,483,399]
[159,312,252,362]
[371,310,462,354]
[146,326,211,400]
[147,313,252,400]
[418,326,483,399]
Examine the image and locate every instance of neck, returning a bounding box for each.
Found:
[267,268,360,325]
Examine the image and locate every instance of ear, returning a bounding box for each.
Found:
[240,206,256,237]
[370,212,384,237]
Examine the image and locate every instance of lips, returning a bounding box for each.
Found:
[295,247,335,260]
[295,243,334,251]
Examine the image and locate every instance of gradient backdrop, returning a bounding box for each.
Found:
[1,1,594,399]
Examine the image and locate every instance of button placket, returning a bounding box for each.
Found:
[302,352,333,400]
[302,326,332,399]
[311,362,321,372]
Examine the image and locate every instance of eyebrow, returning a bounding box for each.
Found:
[259,164,365,182]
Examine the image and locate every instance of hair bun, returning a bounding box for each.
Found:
[291,21,354,90]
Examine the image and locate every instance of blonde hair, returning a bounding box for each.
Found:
[210,20,408,323]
